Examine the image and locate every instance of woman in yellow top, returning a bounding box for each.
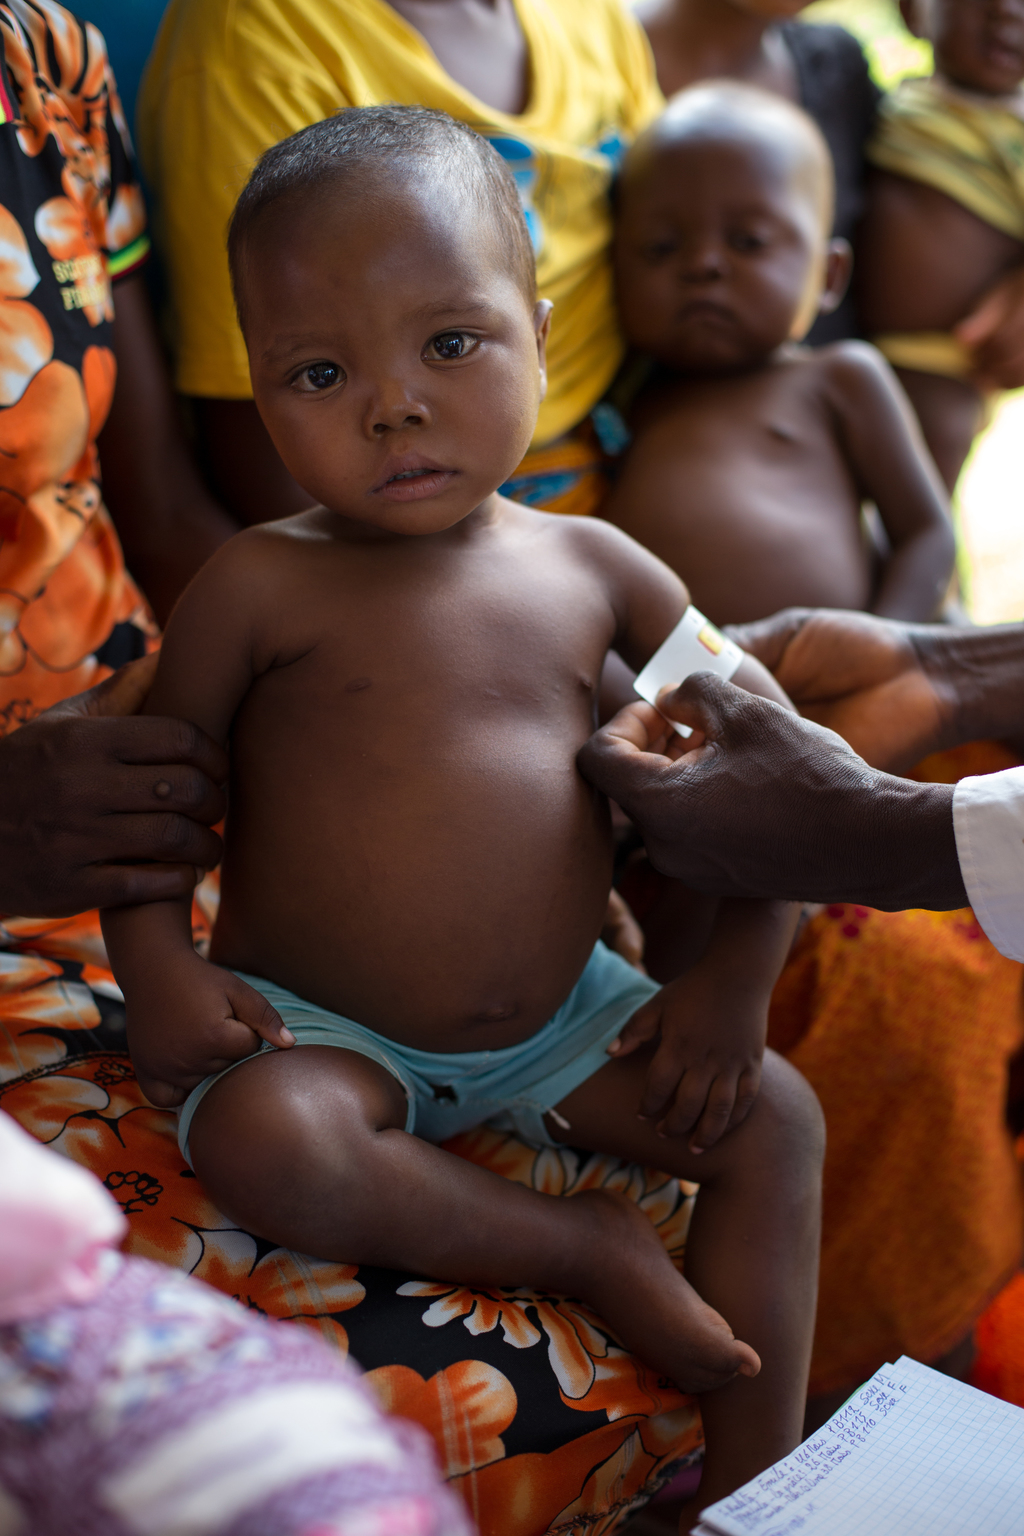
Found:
[137,0,662,522]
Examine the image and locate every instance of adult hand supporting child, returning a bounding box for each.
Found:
[0,657,229,918]
[730,606,1024,772]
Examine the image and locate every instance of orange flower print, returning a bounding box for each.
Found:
[0,202,40,300]
[368,1361,517,1477]
[0,201,52,409]
[397,1280,623,1403]
[81,344,116,438]
[35,196,111,326]
[106,184,146,258]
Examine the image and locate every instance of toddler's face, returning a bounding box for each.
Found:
[904,0,1024,94]
[241,179,548,535]
[614,137,828,374]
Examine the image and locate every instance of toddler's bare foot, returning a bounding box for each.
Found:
[577,1190,760,1395]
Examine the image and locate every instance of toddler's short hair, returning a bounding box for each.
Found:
[229,105,536,324]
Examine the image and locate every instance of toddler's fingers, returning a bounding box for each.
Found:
[227,978,295,1048]
[725,1064,762,1135]
[607,997,659,1058]
[655,1065,712,1139]
[640,1039,701,1124]
[687,1073,741,1153]
[136,1071,188,1110]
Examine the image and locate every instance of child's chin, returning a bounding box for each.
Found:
[659,338,770,376]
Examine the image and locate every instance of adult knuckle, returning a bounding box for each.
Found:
[156,810,196,854]
[175,766,208,809]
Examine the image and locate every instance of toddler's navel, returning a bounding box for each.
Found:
[471,1003,518,1025]
[345,676,372,693]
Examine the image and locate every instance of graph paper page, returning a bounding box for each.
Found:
[695,1356,1024,1536]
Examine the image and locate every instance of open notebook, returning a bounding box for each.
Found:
[694,1356,1024,1536]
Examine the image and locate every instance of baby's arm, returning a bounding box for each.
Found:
[578,523,800,1146]
[823,342,956,620]
[101,531,296,1107]
[609,897,798,1150]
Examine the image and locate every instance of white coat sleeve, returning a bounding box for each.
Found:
[953,766,1024,961]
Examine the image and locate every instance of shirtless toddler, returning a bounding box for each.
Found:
[860,0,1024,490]
[101,107,823,1520]
[604,83,955,627]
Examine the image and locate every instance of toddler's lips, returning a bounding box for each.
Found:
[373,465,457,501]
[676,301,736,327]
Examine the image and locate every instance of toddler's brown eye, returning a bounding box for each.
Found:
[430,332,469,360]
[305,363,340,389]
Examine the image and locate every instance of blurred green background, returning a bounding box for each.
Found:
[805,0,931,84]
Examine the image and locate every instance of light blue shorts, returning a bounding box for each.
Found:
[177,941,658,1165]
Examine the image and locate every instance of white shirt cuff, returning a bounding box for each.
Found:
[953,767,1024,961]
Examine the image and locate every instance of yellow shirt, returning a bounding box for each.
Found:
[136,0,661,445]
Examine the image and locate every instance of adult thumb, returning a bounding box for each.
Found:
[655,671,730,742]
[47,653,159,722]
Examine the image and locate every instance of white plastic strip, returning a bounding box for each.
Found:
[633,606,743,737]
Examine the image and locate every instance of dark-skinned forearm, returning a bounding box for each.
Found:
[913,623,1024,748]
[812,776,966,912]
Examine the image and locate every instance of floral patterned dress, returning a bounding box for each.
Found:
[0,0,152,728]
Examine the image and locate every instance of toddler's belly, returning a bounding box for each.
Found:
[210,734,614,1054]
[637,502,873,627]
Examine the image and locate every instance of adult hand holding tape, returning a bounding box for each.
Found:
[577,607,1024,957]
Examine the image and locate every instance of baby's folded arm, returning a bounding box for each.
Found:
[610,896,799,1151]
[824,342,956,622]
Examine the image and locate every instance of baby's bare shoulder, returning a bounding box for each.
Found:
[809,339,901,402]
[527,503,658,577]
[190,509,343,595]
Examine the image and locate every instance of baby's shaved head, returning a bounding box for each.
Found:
[620,81,835,234]
[229,105,536,329]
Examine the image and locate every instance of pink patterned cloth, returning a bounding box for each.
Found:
[0,1112,127,1324]
[0,1113,473,1536]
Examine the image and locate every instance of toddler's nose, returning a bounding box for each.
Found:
[680,240,727,283]
[364,382,430,437]
[372,410,423,436]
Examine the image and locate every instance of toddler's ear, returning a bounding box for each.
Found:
[534,298,553,401]
[817,238,853,317]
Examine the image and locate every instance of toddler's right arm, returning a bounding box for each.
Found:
[100,530,298,1107]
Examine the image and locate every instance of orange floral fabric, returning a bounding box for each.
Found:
[0,0,153,730]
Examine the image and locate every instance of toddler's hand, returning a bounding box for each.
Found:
[608,968,765,1153]
[601,888,647,972]
[125,953,295,1109]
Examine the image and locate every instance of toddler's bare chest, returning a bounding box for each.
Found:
[244,552,613,748]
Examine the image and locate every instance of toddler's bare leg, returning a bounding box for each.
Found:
[552,1049,824,1519]
[187,1046,761,1394]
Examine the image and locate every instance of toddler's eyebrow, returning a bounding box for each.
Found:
[260,333,326,364]
[410,298,497,323]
